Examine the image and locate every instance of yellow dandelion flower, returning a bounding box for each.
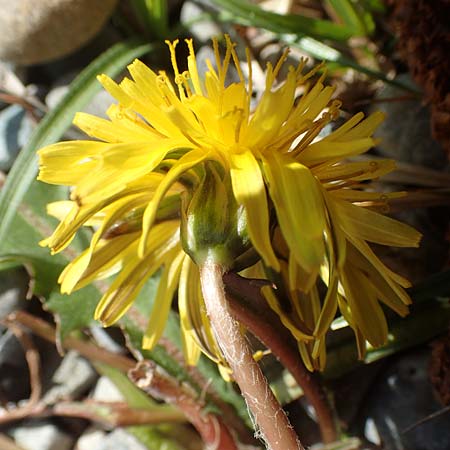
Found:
[38,35,421,372]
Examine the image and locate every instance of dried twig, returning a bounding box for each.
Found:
[130,360,240,450]
[52,400,186,427]
[0,398,186,427]
[402,405,450,434]
[126,307,256,445]
[0,322,43,424]
[7,311,135,372]
[7,324,42,405]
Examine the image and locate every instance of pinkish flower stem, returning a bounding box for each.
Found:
[199,260,304,450]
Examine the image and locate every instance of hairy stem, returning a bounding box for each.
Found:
[199,261,303,450]
[223,272,338,443]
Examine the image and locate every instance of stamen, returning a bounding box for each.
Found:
[175,74,187,100]
[273,48,290,80]
[165,39,185,98]
[156,74,172,106]
[299,62,326,85]
[265,62,274,90]
[295,58,307,77]
[232,107,245,143]
[245,47,253,115]
[226,35,244,83]
[185,38,203,96]
[212,37,221,77]
[165,39,180,76]
[219,37,233,88]
[181,71,192,97]
[291,113,332,157]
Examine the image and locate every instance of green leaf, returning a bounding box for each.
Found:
[0,39,153,250]
[131,0,168,38]
[210,0,355,41]
[46,286,100,341]
[325,0,373,36]
[285,35,421,92]
[324,297,450,378]
[0,176,100,338]
[408,269,450,301]
[361,0,386,13]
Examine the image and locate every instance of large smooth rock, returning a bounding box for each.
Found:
[0,0,118,65]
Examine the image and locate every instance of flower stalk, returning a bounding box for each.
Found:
[223,272,338,443]
[199,260,303,450]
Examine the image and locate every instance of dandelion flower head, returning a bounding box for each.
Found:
[38,36,421,371]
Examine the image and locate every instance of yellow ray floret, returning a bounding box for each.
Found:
[37,35,421,371]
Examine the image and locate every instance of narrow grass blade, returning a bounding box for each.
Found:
[211,0,355,41]
[325,0,374,36]
[286,36,421,92]
[130,0,168,38]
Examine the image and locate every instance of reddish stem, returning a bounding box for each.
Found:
[200,261,303,450]
[130,361,238,450]
[223,271,338,444]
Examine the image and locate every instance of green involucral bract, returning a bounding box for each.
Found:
[181,162,252,270]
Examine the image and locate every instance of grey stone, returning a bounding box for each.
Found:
[46,73,115,119]
[371,75,447,170]
[75,427,106,450]
[362,350,450,450]
[89,325,125,354]
[0,329,30,402]
[0,61,28,103]
[0,104,34,171]
[43,350,97,403]
[0,0,119,65]
[98,429,147,450]
[0,268,28,323]
[91,376,124,402]
[180,1,222,43]
[10,422,73,450]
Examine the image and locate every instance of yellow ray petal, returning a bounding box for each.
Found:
[341,265,388,347]
[313,275,338,338]
[142,249,185,350]
[298,138,375,166]
[263,152,326,274]
[59,232,140,293]
[341,112,385,140]
[73,111,158,143]
[345,241,411,312]
[244,71,296,148]
[332,197,422,248]
[262,286,313,341]
[178,255,202,365]
[315,159,396,183]
[94,221,179,326]
[74,140,185,202]
[37,141,105,185]
[230,150,279,270]
[139,149,208,257]
[330,189,405,203]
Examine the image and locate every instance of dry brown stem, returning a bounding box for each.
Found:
[7,311,135,372]
[130,361,239,450]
